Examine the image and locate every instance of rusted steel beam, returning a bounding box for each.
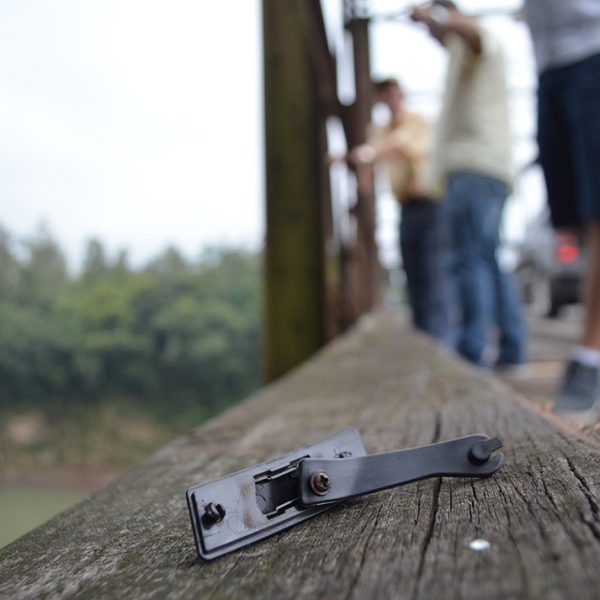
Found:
[298,0,342,119]
[344,15,380,314]
[301,2,380,322]
[298,0,345,340]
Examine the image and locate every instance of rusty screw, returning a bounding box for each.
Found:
[203,502,226,524]
[309,471,331,496]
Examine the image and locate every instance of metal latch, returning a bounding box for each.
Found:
[186,428,503,560]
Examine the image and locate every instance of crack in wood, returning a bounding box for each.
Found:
[343,503,385,600]
[410,407,445,600]
[536,456,562,514]
[564,454,600,545]
[413,477,441,600]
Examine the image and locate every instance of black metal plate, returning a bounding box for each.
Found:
[186,427,366,560]
[298,434,503,507]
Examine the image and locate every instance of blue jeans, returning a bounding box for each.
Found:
[400,199,451,345]
[447,173,526,366]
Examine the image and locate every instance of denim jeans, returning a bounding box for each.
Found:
[446,172,526,366]
[400,199,451,345]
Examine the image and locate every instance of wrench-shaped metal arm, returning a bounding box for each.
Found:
[298,434,503,507]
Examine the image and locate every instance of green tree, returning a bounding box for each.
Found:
[82,238,109,280]
[60,274,155,394]
[146,246,189,278]
[0,222,262,419]
[18,225,68,309]
[0,227,20,301]
[0,302,75,403]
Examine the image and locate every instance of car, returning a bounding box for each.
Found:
[515,209,586,318]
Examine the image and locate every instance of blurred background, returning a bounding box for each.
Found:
[1,0,560,547]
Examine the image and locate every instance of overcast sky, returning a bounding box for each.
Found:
[0,1,263,268]
[0,0,536,270]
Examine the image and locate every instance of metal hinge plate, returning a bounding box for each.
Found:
[186,428,366,561]
[186,428,502,561]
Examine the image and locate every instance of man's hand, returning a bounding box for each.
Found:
[325,152,346,166]
[410,4,449,41]
[410,5,431,24]
[410,2,482,55]
[349,144,377,166]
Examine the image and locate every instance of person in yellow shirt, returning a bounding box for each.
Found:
[350,78,450,343]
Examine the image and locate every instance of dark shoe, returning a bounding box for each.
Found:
[554,360,600,424]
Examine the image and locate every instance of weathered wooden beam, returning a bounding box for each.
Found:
[263,0,325,381]
[3,312,600,598]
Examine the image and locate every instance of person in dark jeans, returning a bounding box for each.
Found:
[446,173,524,366]
[347,78,450,344]
[411,1,526,368]
[400,197,450,343]
[525,1,600,422]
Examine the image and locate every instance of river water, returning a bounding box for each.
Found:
[0,484,87,549]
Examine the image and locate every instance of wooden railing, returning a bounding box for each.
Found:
[2,311,600,598]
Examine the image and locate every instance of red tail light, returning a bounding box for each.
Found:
[555,231,580,264]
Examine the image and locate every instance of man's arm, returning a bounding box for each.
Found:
[329,116,431,167]
[411,4,482,55]
[327,139,406,168]
[351,137,408,165]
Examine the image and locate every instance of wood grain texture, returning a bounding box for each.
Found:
[2,311,600,599]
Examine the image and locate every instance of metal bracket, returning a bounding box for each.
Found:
[298,434,503,507]
[186,428,367,561]
[186,429,503,561]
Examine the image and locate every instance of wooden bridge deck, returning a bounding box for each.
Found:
[2,311,600,599]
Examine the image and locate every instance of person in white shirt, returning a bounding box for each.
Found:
[411,0,526,369]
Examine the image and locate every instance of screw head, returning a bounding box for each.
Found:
[309,471,331,496]
[203,502,226,524]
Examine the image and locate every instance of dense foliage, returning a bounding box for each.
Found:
[0,226,261,417]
